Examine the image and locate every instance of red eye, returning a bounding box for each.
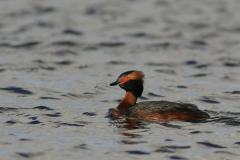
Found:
[123,77,129,82]
[120,77,129,84]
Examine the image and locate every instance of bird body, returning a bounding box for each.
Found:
[109,70,210,121]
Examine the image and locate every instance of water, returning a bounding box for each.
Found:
[0,0,240,159]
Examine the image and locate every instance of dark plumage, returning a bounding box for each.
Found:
[125,101,209,118]
[119,80,143,97]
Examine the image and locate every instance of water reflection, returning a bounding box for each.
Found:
[108,117,182,138]
[109,109,240,134]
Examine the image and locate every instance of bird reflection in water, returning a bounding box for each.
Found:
[108,109,181,140]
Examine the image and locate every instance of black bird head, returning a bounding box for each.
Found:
[110,70,144,97]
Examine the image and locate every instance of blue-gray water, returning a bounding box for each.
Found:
[0,0,240,159]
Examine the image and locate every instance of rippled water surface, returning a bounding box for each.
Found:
[1,0,240,159]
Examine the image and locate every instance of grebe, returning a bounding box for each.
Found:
[109,70,210,121]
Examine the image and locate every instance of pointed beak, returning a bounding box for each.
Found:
[109,81,119,86]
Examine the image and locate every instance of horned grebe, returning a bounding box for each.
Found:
[109,70,210,121]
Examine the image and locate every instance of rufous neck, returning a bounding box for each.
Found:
[117,92,137,112]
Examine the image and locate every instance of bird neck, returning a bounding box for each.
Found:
[117,92,137,112]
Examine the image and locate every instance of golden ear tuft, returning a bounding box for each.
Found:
[127,71,144,83]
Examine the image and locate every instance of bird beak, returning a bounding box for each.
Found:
[109,81,119,86]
